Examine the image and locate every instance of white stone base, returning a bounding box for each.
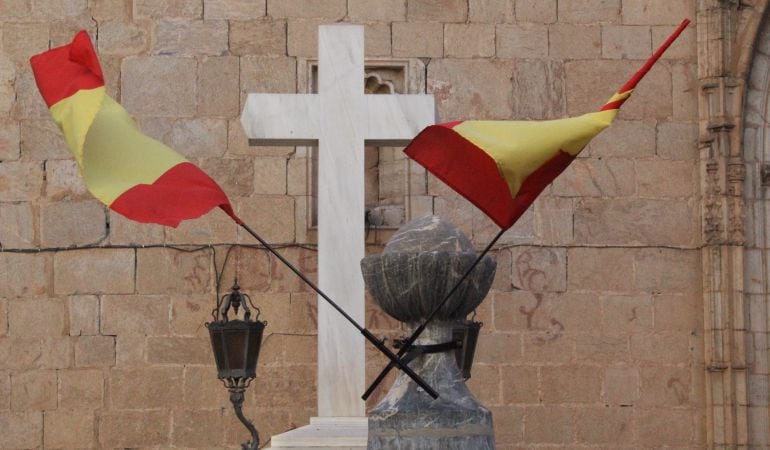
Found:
[267,417,367,450]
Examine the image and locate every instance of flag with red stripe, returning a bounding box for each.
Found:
[405,19,690,230]
[30,31,240,227]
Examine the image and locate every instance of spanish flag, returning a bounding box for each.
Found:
[30,31,239,227]
[405,19,690,230]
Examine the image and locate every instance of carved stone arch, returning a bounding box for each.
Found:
[697,0,770,447]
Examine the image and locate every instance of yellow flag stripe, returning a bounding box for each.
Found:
[49,86,105,168]
[81,95,187,204]
[453,109,617,196]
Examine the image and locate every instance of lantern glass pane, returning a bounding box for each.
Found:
[225,329,247,370]
[246,327,261,372]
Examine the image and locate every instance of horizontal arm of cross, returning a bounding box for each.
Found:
[241,94,320,146]
[364,94,435,146]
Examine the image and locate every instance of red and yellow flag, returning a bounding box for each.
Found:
[30,31,239,227]
[405,19,690,230]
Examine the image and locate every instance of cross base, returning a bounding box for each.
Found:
[267,417,367,450]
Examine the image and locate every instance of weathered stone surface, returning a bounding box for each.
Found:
[164,207,237,244]
[349,0,406,21]
[512,59,565,119]
[408,0,467,22]
[549,24,601,59]
[286,18,323,57]
[12,69,49,119]
[20,119,70,161]
[11,370,56,411]
[523,405,573,443]
[99,410,171,447]
[172,409,224,447]
[634,248,700,293]
[269,0,346,19]
[635,408,694,445]
[197,55,240,117]
[8,298,66,338]
[183,365,229,408]
[604,366,640,405]
[574,198,697,246]
[558,0,619,23]
[122,56,197,117]
[90,0,131,20]
[107,211,165,246]
[40,200,107,247]
[496,24,548,59]
[170,294,210,337]
[169,118,228,158]
[568,247,634,292]
[601,294,653,333]
[252,156,286,194]
[602,25,652,59]
[58,369,104,408]
[109,367,183,409]
[54,249,134,295]
[147,336,210,364]
[0,120,19,161]
[657,121,697,160]
[97,20,149,56]
[0,253,48,298]
[0,202,35,249]
[205,0,265,19]
[0,412,42,449]
[134,0,202,18]
[575,406,633,444]
[583,119,656,158]
[0,161,44,202]
[44,410,95,448]
[510,246,566,292]
[0,56,15,115]
[672,61,697,120]
[230,19,286,56]
[136,247,213,294]
[636,159,695,197]
[236,196,296,243]
[44,159,89,201]
[566,59,671,119]
[653,25,695,61]
[199,157,254,196]
[621,0,695,25]
[240,56,296,94]
[75,335,115,367]
[364,23,392,56]
[428,59,513,120]
[392,22,443,57]
[551,158,635,197]
[500,365,538,404]
[445,24,495,58]
[154,19,228,55]
[469,0,513,23]
[1,22,49,64]
[541,365,601,403]
[515,0,555,23]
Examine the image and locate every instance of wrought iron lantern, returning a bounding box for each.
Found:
[206,280,267,450]
[452,319,482,380]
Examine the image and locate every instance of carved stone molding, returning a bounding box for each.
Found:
[697,0,770,447]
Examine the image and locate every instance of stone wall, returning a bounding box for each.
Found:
[0,0,707,448]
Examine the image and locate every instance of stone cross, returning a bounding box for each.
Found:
[241,24,435,418]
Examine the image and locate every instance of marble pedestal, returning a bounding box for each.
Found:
[367,324,494,449]
[268,417,367,450]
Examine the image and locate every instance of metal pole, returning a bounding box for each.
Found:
[236,221,439,399]
[362,227,506,400]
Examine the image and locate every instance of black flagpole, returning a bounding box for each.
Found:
[362,227,506,400]
[236,220,439,399]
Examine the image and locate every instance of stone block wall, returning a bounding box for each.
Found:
[0,0,704,448]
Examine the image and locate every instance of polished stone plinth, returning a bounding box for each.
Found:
[362,216,496,449]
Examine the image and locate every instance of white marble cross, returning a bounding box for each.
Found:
[241,24,435,418]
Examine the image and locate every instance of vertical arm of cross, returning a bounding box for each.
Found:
[317,24,367,417]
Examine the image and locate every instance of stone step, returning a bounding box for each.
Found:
[267,417,367,450]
